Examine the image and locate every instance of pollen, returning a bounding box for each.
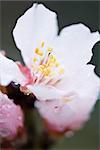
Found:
[38,65,51,77]
[46,55,56,67]
[47,47,53,53]
[31,42,65,82]
[49,55,56,63]
[33,57,37,62]
[43,67,51,76]
[41,41,44,48]
[35,48,43,56]
[38,65,44,72]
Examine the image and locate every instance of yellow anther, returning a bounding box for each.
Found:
[33,57,37,62]
[43,68,47,73]
[38,64,51,76]
[43,67,51,76]
[47,47,53,53]
[41,41,44,48]
[46,60,54,67]
[59,68,64,74]
[35,48,43,56]
[42,64,47,68]
[38,65,45,72]
[49,62,55,67]
[38,67,43,73]
[49,55,56,63]
[32,45,64,78]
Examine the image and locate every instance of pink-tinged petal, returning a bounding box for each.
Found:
[11,3,100,135]
[52,24,100,73]
[35,100,75,132]
[0,54,26,86]
[35,65,100,133]
[17,62,34,85]
[0,92,24,139]
[13,3,58,67]
[35,93,96,133]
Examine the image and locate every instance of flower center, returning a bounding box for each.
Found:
[32,41,64,83]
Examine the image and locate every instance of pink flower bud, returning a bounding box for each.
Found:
[0,92,24,139]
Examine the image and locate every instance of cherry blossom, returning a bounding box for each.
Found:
[0,3,100,133]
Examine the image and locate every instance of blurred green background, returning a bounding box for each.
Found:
[0,1,100,150]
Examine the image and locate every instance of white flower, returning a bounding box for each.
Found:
[0,3,100,133]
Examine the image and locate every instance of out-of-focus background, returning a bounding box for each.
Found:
[0,1,100,150]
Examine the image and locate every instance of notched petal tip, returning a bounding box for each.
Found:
[55,23,100,69]
[78,24,100,44]
[13,2,58,48]
[37,3,57,16]
[91,31,100,44]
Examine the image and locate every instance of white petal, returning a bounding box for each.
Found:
[35,84,99,132]
[0,54,26,86]
[55,64,100,113]
[71,65,100,100]
[56,65,100,97]
[13,3,58,67]
[27,84,66,101]
[66,66,100,124]
[52,24,100,72]
[35,64,100,132]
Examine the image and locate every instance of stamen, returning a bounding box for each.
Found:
[49,55,56,63]
[41,41,44,48]
[47,47,53,53]
[31,41,65,83]
[37,65,51,77]
[43,67,51,76]
[38,65,44,73]
[33,57,37,62]
[46,55,56,67]
[35,48,43,56]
